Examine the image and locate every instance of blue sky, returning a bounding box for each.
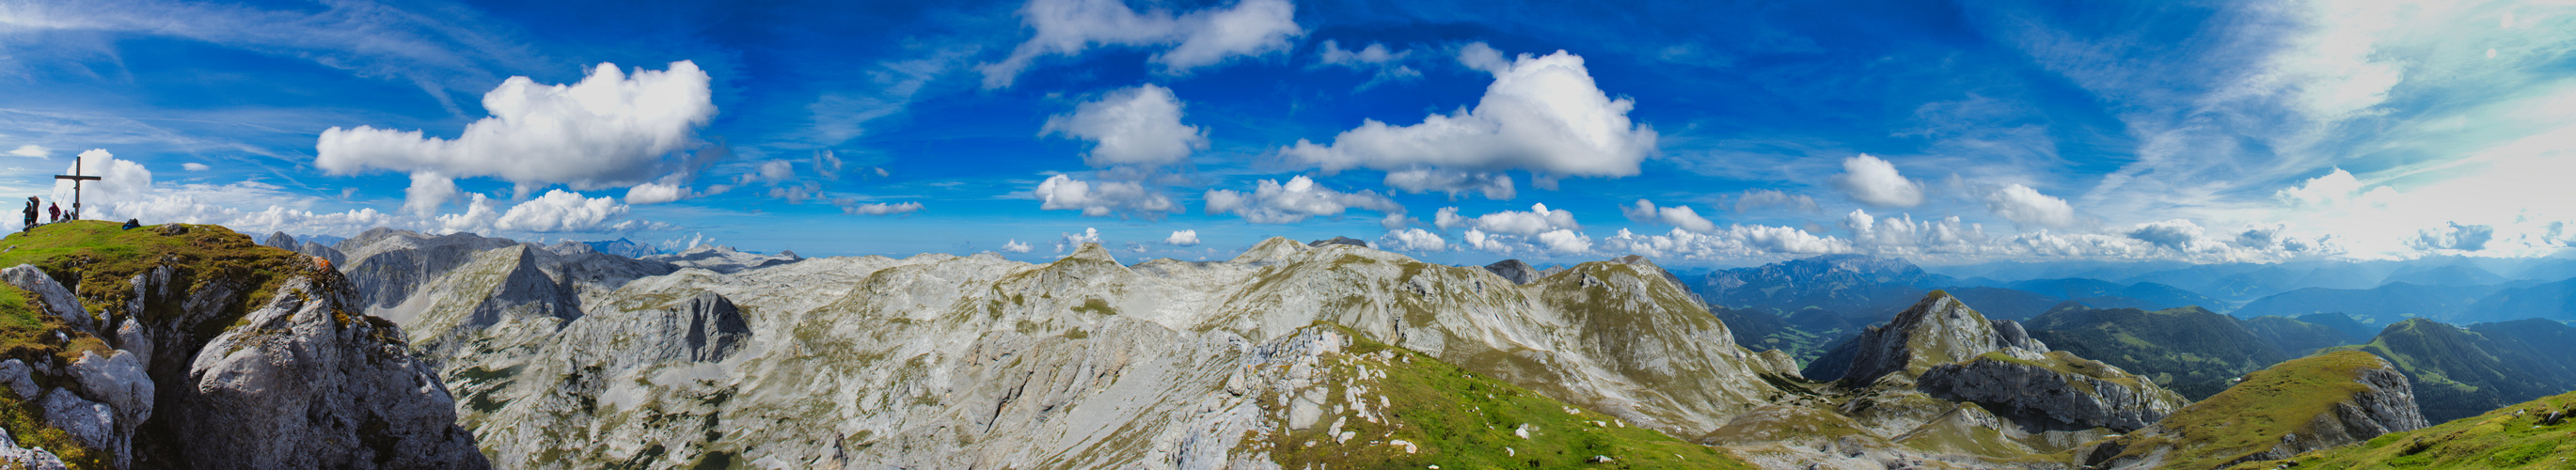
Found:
[2,0,2572,266]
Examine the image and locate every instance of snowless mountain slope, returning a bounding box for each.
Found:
[377,237,1800,467]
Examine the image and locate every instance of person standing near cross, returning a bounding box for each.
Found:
[55,155,102,222]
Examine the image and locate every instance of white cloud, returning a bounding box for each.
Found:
[1055,227,1102,253]
[1983,183,2075,227]
[2126,219,2206,251]
[845,201,923,216]
[1042,84,1206,167]
[1620,199,1716,233]
[1202,176,1401,224]
[403,173,460,216]
[1733,189,1818,212]
[980,0,1302,87]
[1383,168,1513,200]
[1379,212,1415,230]
[1001,239,1035,254]
[315,61,718,209]
[1034,174,1177,216]
[1442,203,1580,237]
[1282,45,1656,184]
[8,145,52,158]
[51,149,150,211]
[2407,222,2494,252]
[1831,154,1924,208]
[1377,227,1447,252]
[623,179,693,205]
[1163,229,1199,246]
[492,190,632,232]
[180,163,209,171]
[1458,227,1593,257]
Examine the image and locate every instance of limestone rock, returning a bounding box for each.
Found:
[1808,291,2047,385]
[0,428,69,470]
[261,231,297,251]
[38,388,112,451]
[4,264,94,334]
[174,274,486,469]
[642,244,800,274]
[1916,352,2186,432]
[68,350,153,467]
[0,359,38,400]
[1483,259,1539,285]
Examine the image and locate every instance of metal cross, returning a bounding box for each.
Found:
[54,157,101,221]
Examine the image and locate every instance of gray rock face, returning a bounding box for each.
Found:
[1483,259,1539,285]
[38,388,112,449]
[261,231,297,251]
[2226,364,2426,463]
[298,241,347,268]
[172,274,486,469]
[67,351,153,467]
[1917,354,2183,432]
[339,228,521,309]
[4,264,95,335]
[2081,352,2427,470]
[1810,291,2049,385]
[0,359,37,400]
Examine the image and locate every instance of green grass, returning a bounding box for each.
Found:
[2112,351,2390,470]
[1247,324,1756,469]
[0,221,304,349]
[2238,389,2576,469]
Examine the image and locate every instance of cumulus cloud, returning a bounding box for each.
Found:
[1733,189,1818,212]
[980,0,1302,87]
[1202,176,1401,224]
[1002,239,1035,253]
[1163,229,1199,246]
[1460,227,1592,256]
[7,145,50,158]
[2408,222,2494,252]
[1983,183,2075,227]
[1620,199,1716,233]
[403,173,461,216]
[1042,84,1207,167]
[1831,154,1924,208]
[486,190,632,232]
[1383,168,1513,200]
[315,61,718,210]
[180,163,209,171]
[1840,209,1993,256]
[844,201,923,215]
[33,149,667,237]
[623,180,693,205]
[1441,203,1580,237]
[1281,45,1656,185]
[1035,174,1178,216]
[1377,227,1447,252]
[2126,219,2206,251]
[1055,227,1102,253]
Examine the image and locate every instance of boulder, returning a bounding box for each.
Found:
[3,264,94,334]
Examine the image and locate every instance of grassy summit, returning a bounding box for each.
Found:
[0,220,308,467]
[2239,389,2576,469]
[2106,351,2395,470]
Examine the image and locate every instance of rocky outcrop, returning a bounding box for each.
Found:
[299,241,347,267]
[1807,291,2049,384]
[1305,236,1367,247]
[261,231,298,251]
[1917,352,2185,431]
[171,274,485,469]
[5,265,96,335]
[2079,351,2427,470]
[1483,259,1539,285]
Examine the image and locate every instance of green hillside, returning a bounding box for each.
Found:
[2024,304,2287,400]
[2241,315,2353,356]
[2100,352,2400,470]
[2236,390,2576,469]
[1250,324,1757,469]
[2326,319,2576,423]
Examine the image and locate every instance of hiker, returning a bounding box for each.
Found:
[19,197,33,231]
[121,219,140,230]
[46,202,58,223]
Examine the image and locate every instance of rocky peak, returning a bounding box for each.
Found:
[261,231,297,251]
[1061,242,1120,264]
[1228,236,1308,265]
[1810,290,2048,385]
[1483,259,1539,285]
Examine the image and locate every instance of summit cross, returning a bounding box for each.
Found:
[54,157,101,221]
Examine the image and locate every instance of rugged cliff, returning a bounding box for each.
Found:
[0,221,483,469]
[2078,351,2426,470]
